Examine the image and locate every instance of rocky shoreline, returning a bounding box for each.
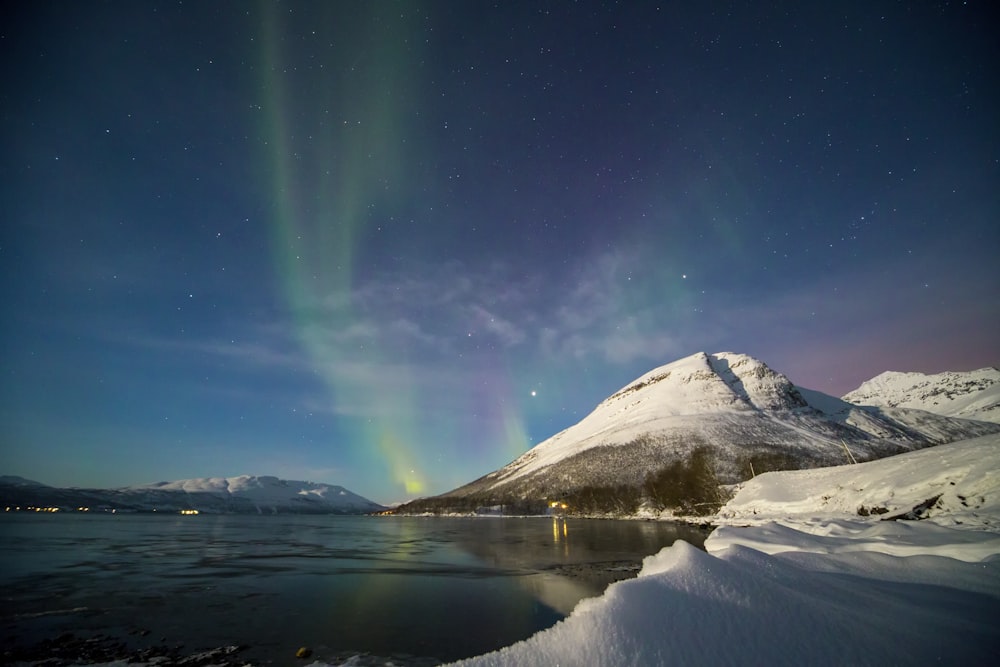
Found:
[1,629,452,667]
[2,631,249,667]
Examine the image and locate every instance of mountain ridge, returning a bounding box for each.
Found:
[0,475,49,488]
[842,367,1000,423]
[0,474,385,514]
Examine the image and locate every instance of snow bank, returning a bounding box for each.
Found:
[707,518,1000,562]
[716,433,1000,529]
[446,522,999,667]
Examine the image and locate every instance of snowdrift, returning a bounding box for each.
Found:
[447,523,999,667]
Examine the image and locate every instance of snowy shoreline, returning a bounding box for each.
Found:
[446,520,1000,667]
[441,435,1000,667]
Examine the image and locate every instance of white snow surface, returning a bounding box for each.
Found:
[409,437,1000,667]
[442,529,999,667]
[843,366,1000,423]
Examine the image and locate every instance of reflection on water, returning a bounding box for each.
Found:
[0,514,709,665]
[553,516,568,550]
[451,516,711,617]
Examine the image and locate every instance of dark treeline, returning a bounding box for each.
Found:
[396,447,760,517]
[642,446,722,516]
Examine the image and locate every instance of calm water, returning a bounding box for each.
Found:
[0,514,709,665]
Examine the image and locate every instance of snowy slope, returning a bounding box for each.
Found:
[445,521,1000,667]
[715,433,1000,529]
[447,531,1000,667]
[440,352,999,502]
[843,367,1000,423]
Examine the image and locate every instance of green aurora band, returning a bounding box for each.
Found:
[258,3,433,495]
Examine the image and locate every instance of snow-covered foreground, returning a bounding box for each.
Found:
[418,436,1000,666]
[441,525,998,666]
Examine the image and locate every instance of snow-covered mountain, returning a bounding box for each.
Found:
[0,475,385,514]
[122,475,385,514]
[419,352,1000,513]
[842,367,1000,423]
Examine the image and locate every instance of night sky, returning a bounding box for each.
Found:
[2,1,997,504]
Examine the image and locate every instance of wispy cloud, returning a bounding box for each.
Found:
[103,246,709,420]
[529,248,693,365]
[119,329,310,372]
[599,317,682,364]
[467,304,527,346]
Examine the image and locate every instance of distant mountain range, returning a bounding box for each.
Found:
[401,352,1000,516]
[0,474,385,514]
[842,367,1000,423]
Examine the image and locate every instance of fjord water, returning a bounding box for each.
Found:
[0,514,708,664]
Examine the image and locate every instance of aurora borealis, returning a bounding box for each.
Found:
[2,2,997,503]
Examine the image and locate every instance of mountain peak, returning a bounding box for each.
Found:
[707,352,808,411]
[602,351,805,415]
